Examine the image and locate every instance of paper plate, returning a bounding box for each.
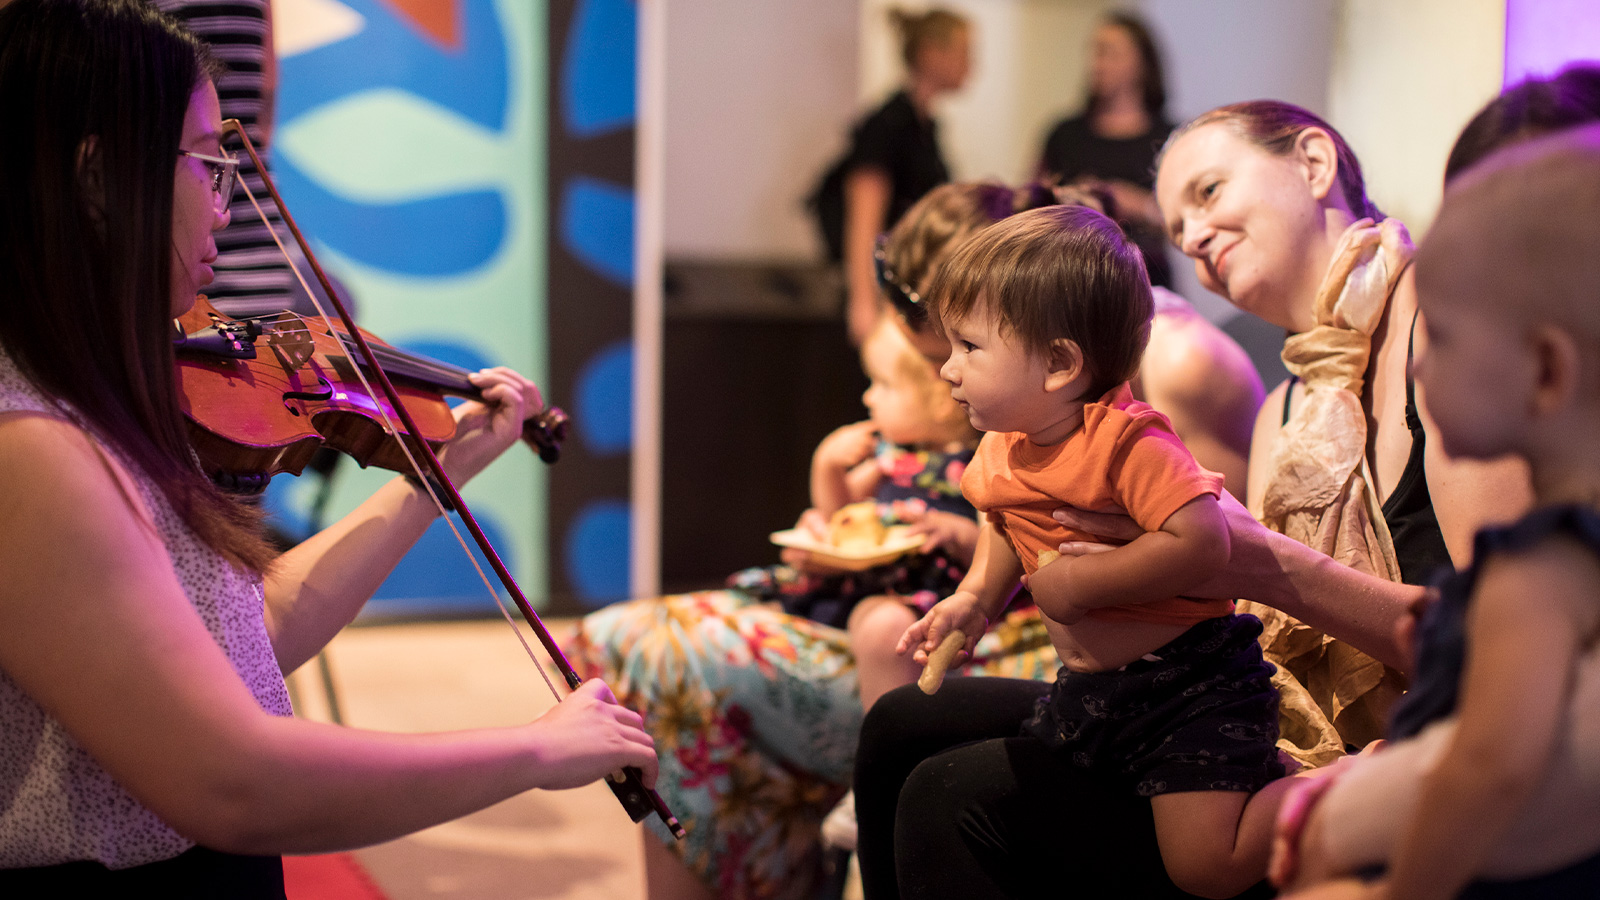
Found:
[769,525,927,571]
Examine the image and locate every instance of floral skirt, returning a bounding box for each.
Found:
[563,589,1058,900]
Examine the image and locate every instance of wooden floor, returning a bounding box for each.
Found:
[286,618,647,900]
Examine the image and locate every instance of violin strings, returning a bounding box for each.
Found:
[297,322,475,394]
[236,176,562,704]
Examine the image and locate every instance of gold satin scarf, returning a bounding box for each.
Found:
[1242,218,1414,769]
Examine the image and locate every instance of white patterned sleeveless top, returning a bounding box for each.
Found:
[0,349,293,869]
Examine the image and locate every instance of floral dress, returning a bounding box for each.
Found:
[564,440,1060,900]
[728,439,974,629]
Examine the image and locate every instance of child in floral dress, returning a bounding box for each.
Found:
[732,315,981,712]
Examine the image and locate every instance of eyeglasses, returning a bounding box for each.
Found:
[874,234,928,327]
[178,149,239,211]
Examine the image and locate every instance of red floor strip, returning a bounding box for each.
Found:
[283,852,387,900]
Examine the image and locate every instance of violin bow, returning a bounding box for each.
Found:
[220,120,683,839]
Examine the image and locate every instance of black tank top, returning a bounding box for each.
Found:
[1281,312,1452,586]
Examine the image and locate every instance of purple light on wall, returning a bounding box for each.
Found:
[1504,0,1600,86]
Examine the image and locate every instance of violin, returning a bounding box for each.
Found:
[174,119,684,839]
[174,294,570,491]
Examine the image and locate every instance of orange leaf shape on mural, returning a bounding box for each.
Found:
[378,0,461,51]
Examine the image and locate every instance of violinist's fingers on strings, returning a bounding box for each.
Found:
[467,367,544,419]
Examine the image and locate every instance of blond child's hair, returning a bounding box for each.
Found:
[881,183,1061,300]
[926,204,1153,401]
[863,316,978,447]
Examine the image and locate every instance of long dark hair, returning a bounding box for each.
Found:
[1086,12,1168,122]
[0,0,273,573]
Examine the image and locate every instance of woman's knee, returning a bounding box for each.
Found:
[848,598,915,658]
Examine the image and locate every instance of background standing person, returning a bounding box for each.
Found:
[814,6,972,347]
[1038,11,1175,286]
[0,1,656,893]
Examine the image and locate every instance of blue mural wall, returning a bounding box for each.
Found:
[262,0,639,615]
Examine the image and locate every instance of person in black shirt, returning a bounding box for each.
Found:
[837,7,971,347]
[1038,12,1174,286]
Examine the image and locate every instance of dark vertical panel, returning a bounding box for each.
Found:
[546,0,637,613]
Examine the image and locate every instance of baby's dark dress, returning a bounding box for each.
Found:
[729,439,973,629]
[1388,504,1600,898]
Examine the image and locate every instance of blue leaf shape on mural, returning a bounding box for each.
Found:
[565,500,632,605]
[562,0,637,137]
[397,340,494,408]
[559,175,634,286]
[371,514,515,613]
[574,340,633,455]
[396,339,494,374]
[270,153,505,277]
[278,0,508,131]
[273,0,510,275]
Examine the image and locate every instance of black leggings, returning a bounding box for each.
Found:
[0,845,285,898]
[855,678,1274,899]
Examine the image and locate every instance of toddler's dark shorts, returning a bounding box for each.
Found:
[1022,613,1285,797]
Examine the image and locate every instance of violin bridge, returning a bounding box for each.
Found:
[265,317,316,373]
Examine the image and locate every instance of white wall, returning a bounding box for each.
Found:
[1327,0,1505,235]
[859,0,1113,186]
[1142,0,1338,122]
[662,0,859,260]
[659,0,1505,263]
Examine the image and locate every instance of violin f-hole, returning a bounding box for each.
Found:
[282,376,335,414]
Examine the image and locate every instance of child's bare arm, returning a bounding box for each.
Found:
[809,421,880,515]
[898,520,1021,665]
[1381,542,1600,900]
[1027,493,1229,623]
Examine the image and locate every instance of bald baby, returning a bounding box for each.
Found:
[1277,123,1600,898]
[1415,124,1600,462]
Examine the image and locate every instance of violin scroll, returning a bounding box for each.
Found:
[527,406,569,464]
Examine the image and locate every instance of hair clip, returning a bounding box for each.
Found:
[874,235,926,324]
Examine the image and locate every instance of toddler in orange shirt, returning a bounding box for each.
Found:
[898,204,1288,898]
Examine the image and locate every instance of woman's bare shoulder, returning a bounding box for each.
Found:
[1147,304,1262,393]
[1144,306,1265,434]
[0,411,151,527]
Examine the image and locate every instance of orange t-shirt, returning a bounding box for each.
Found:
[961,384,1232,625]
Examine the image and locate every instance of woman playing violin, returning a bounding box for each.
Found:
[0,0,657,894]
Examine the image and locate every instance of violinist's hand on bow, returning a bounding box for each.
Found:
[526,679,659,792]
[436,367,544,485]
